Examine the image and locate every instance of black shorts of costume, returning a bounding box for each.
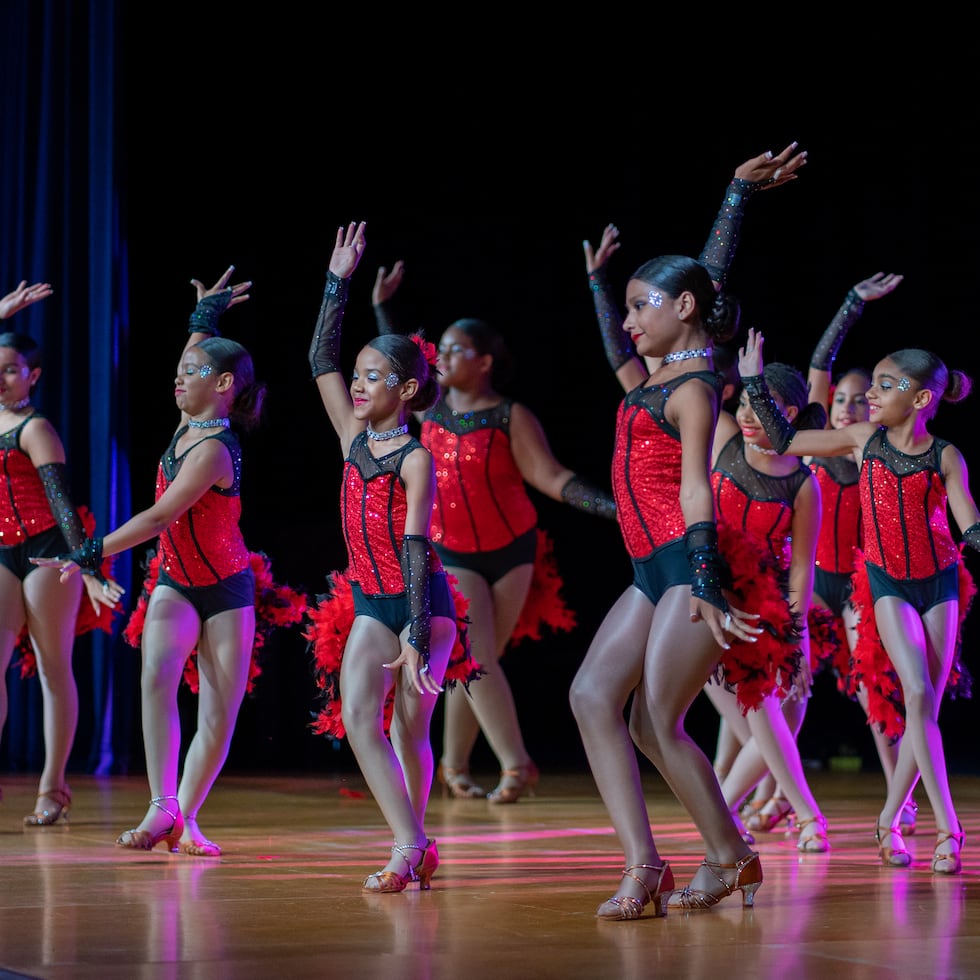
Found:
[864,562,959,615]
[434,528,537,586]
[157,566,256,621]
[631,538,689,604]
[351,571,456,634]
[0,525,69,581]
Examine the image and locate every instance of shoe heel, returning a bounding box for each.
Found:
[740,881,761,908]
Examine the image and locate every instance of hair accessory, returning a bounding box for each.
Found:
[0,396,31,411]
[411,334,439,369]
[746,442,779,456]
[662,346,712,365]
[898,377,911,391]
[366,423,409,441]
[188,417,231,429]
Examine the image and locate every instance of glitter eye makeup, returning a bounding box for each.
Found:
[648,290,664,309]
[199,364,214,378]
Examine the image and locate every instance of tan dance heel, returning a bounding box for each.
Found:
[437,763,485,799]
[595,863,674,920]
[932,825,965,876]
[487,762,539,804]
[665,852,762,911]
[875,824,912,867]
[363,839,439,893]
[23,786,72,826]
[116,795,184,852]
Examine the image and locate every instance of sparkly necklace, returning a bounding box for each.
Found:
[746,442,779,456]
[0,396,31,411]
[367,422,409,441]
[188,417,231,429]
[661,346,712,365]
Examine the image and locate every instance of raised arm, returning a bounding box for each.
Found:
[309,221,368,450]
[583,223,647,391]
[699,141,808,290]
[372,259,406,335]
[0,280,53,320]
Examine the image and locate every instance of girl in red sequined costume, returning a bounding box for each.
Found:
[0,281,122,822]
[577,142,807,918]
[34,267,278,858]
[739,328,980,875]
[371,270,616,806]
[307,221,472,894]
[705,362,831,853]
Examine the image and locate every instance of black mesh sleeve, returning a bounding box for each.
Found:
[698,177,763,288]
[560,474,617,520]
[685,521,731,613]
[963,522,980,554]
[588,266,636,371]
[188,290,233,336]
[810,289,865,371]
[308,272,350,378]
[741,375,797,454]
[38,461,89,553]
[401,534,432,666]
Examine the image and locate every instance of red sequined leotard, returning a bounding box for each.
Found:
[421,394,536,552]
[859,429,959,578]
[810,455,862,576]
[0,414,56,545]
[850,427,975,736]
[156,426,250,586]
[341,431,443,595]
[612,374,716,558]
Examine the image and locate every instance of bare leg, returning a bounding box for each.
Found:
[631,586,756,897]
[874,597,960,856]
[126,585,200,840]
[177,604,255,849]
[0,566,27,796]
[343,615,455,880]
[22,566,83,812]
[570,586,664,907]
[440,565,533,785]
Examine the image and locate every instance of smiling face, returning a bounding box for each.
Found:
[866,357,921,426]
[830,370,871,429]
[350,346,406,426]
[0,347,38,406]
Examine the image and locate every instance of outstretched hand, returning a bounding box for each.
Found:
[383,643,444,696]
[190,265,251,307]
[29,554,81,583]
[738,327,766,377]
[734,141,808,190]
[0,280,53,320]
[373,260,405,305]
[583,223,621,274]
[329,221,367,280]
[853,271,903,302]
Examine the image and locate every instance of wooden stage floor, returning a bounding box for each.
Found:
[1,767,978,979]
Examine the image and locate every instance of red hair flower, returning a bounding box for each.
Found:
[411,334,439,369]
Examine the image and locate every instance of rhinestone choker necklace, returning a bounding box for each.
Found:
[188,417,231,429]
[662,346,712,365]
[0,396,31,411]
[367,423,409,442]
[746,442,778,456]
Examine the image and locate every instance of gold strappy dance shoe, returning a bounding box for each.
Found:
[595,863,674,920]
[665,852,762,911]
[179,813,222,857]
[899,800,918,835]
[437,763,485,799]
[487,762,539,804]
[743,794,794,833]
[116,795,184,852]
[23,786,72,826]
[363,839,439,893]
[875,824,912,867]
[932,825,965,876]
[796,815,830,853]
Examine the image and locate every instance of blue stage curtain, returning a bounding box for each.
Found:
[0,0,137,776]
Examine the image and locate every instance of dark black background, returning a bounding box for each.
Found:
[118,22,980,777]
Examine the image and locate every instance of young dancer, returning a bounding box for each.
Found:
[738,327,979,874]
[306,220,465,891]
[0,279,121,821]
[371,270,616,804]
[33,267,298,857]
